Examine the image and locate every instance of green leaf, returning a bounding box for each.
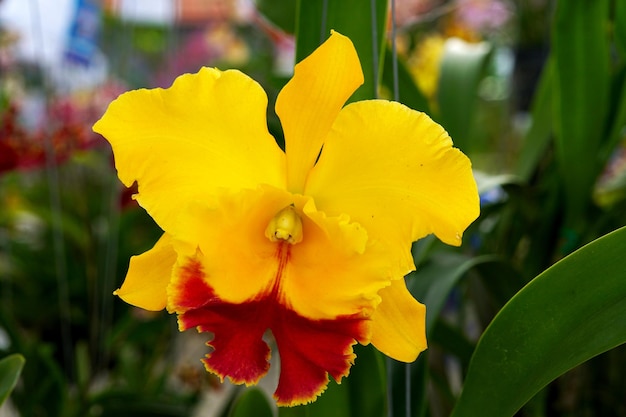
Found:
[615,0,626,59]
[347,345,386,417]
[407,253,498,334]
[381,48,431,113]
[0,354,25,406]
[436,38,491,153]
[515,58,553,181]
[278,379,350,417]
[295,0,388,101]
[552,0,610,226]
[430,320,474,368]
[388,354,428,417]
[450,225,626,417]
[256,0,298,34]
[229,388,274,417]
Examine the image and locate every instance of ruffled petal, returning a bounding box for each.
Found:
[114,233,177,311]
[170,255,369,406]
[93,67,286,234]
[283,202,392,320]
[173,258,271,385]
[272,309,367,406]
[305,100,479,274]
[370,279,427,362]
[276,31,363,193]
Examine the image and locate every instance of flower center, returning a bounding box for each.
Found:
[265,205,303,244]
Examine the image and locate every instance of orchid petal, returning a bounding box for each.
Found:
[94,68,286,234]
[276,31,363,193]
[306,100,479,275]
[370,279,427,362]
[114,233,176,311]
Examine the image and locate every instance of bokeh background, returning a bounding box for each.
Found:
[2,1,626,416]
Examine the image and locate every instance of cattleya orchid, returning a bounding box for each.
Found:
[94,31,479,406]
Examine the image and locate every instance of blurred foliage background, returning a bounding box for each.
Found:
[1,0,626,416]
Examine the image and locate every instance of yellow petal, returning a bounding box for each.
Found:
[283,200,392,321]
[114,233,177,311]
[305,100,479,274]
[370,279,427,362]
[93,67,286,234]
[276,31,364,193]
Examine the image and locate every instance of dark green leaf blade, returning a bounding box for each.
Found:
[450,226,626,417]
[0,354,25,406]
[381,48,431,113]
[408,253,498,334]
[229,388,274,417]
[615,0,626,59]
[552,0,610,225]
[515,57,553,181]
[436,39,491,153]
[256,0,298,34]
[278,378,351,417]
[347,344,386,417]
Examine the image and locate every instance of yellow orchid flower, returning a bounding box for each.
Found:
[93,30,479,406]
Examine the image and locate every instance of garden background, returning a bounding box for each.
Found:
[1,0,626,416]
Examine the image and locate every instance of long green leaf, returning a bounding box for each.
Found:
[436,38,491,153]
[256,0,298,34]
[597,10,626,172]
[552,0,610,226]
[347,345,386,417]
[229,388,274,417]
[295,0,388,101]
[381,48,431,114]
[389,354,428,417]
[278,379,351,417]
[0,354,25,406]
[450,225,626,417]
[515,58,553,181]
[408,253,498,334]
[615,0,626,58]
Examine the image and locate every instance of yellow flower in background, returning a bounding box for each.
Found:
[93,31,479,406]
[407,33,445,103]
